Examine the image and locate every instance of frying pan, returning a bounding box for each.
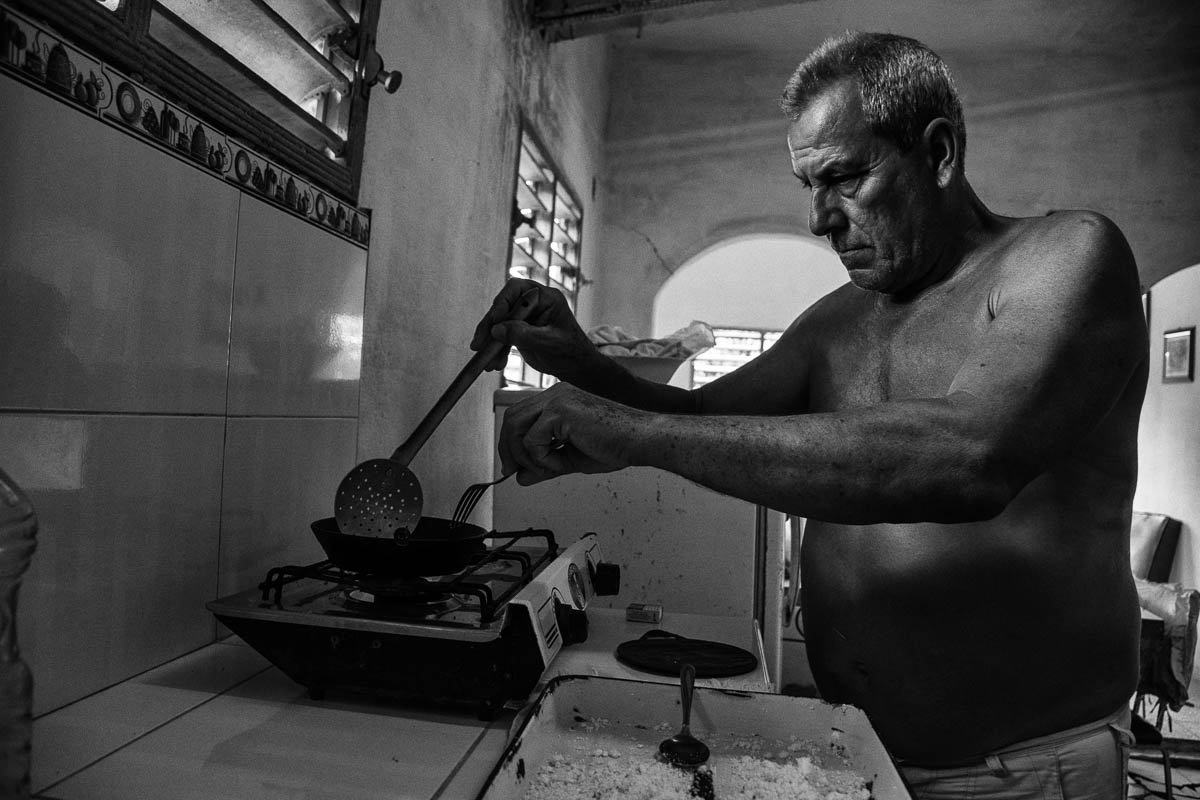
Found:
[312,516,487,577]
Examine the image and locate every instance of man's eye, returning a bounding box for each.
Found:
[834,174,863,197]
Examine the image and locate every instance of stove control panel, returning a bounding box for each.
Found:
[508,533,621,671]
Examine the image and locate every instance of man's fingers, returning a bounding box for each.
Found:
[514,446,571,485]
[470,278,540,351]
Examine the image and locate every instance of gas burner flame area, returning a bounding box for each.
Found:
[343,583,464,617]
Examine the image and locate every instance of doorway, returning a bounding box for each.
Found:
[652,233,846,386]
[651,232,845,693]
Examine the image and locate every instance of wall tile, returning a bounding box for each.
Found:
[226,196,366,418]
[0,77,238,414]
[217,417,358,596]
[1,413,225,715]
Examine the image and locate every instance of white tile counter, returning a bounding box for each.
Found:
[31,610,768,799]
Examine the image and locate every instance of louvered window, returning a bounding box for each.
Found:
[691,328,782,388]
[504,125,585,389]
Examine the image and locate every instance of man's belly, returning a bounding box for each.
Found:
[800,513,1140,763]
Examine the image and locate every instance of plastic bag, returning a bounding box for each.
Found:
[587,321,715,360]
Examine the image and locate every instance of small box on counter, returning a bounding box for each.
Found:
[625,603,662,624]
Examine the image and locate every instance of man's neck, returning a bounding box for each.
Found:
[892,182,999,302]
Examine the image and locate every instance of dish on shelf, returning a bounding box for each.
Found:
[115,81,141,124]
[234,150,251,183]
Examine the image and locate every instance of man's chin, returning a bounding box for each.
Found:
[846,269,886,291]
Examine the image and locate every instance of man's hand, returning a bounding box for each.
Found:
[470,278,598,381]
[498,383,641,484]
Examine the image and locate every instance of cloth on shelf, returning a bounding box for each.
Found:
[587,321,715,360]
[1136,576,1200,711]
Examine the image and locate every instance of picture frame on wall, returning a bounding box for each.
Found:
[1163,327,1195,383]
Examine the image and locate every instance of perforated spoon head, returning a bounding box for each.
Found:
[334,458,423,539]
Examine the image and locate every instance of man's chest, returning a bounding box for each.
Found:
[805,290,995,409]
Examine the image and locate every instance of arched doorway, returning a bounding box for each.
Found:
[651,232,845,695]
[652,233,846,387]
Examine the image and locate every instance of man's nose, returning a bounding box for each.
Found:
[808,187,845,237]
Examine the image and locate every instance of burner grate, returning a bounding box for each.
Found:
[258,529,557,624]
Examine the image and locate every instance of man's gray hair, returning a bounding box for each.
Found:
[780,31,967,167]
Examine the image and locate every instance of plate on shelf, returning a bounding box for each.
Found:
[234,150,252,184]
[115,82,141,124]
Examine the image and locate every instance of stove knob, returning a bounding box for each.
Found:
[590,561,621,596]
[553,598,589,645]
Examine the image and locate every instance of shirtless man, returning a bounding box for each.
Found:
[472,32,1147,799]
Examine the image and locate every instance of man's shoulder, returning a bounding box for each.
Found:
[802,280,867,321]
[999,210,1134,277]
[1016,209,1127,251]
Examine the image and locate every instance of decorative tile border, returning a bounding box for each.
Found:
[0,3,370,247]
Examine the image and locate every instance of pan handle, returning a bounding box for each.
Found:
[390,288,539,467]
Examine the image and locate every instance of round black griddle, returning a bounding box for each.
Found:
[616,629,758,678]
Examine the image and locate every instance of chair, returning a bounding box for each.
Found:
[1131,511,1182,585]
[1130,512,1194,723]
[1127,511,1200,798]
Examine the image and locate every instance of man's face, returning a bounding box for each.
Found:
[787,81,937,294]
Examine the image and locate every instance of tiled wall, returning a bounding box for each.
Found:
[0,74,367,715]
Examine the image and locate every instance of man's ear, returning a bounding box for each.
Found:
[923,117,959,188]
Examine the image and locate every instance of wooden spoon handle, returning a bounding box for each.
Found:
[390,288,539,466]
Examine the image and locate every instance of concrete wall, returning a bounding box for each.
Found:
[356,1,609,522]
[966,79,1200,288]
[593,48,1200,336]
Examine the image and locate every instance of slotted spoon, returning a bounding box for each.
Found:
[334,288,539,539]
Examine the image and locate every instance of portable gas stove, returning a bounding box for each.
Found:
[207,530,620,718]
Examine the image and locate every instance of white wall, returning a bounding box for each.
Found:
[1135,265,1200,588]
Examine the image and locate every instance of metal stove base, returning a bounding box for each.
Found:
[215,609,545,720]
